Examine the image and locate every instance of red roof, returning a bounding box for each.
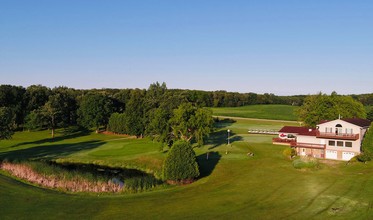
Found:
[318,118,371,127]
[279,126,317,136]
[279,126,311,134]
[298,129,318,136]
[342,118,371,127]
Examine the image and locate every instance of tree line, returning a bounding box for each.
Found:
[1,83,372,143]
[0,82,303,131]
[0,83,215,146]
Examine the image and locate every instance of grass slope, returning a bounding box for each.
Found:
[211,104,299,121]
[2,119,373,219]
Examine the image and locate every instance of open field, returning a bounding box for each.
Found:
[2,119,373,219]
[210,104,299,121]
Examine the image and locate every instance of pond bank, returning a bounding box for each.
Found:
[0,161,162,193]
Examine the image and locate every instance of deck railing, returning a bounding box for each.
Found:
[272,138,296,145]
[292,142,326,149]
[316,131,359,140]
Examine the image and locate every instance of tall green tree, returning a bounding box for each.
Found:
[25,85,51,112]
[194,108,214,146]
[124,89,146,137]
[42,95,62,138]
[367,109,373,121]
[146,108,171,144]
[78,93,114,133]
[0,85,26,127]
[297,93,366,127]
[170,103,213,146]
[52,87,79,126]
[24,109,46,131]
[0,107,15,140]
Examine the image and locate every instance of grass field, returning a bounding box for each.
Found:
[211,104,299,121]
[2,119,373,219]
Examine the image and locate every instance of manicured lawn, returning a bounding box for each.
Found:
[2,119,373,219]
[211,104,299,121]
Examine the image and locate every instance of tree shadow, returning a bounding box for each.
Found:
[207,130,243,150]
[197,151,222,178]
[230,135,243,143]
[206,130,228,149]
[0,140,104,161]
[213,118,236,129]
[9,129,91,148]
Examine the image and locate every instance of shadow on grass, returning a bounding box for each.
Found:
[213,118,236,129]
[10,129,91,148]
[0,140,104,161]
[197,151,222,178]
[207,129,243,150]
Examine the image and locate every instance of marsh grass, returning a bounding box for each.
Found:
[0,160,163,193]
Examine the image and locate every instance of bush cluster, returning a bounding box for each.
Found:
[162,141,200,182]
[292,157,319,169]
[124,176,160,192]
[283,147,296,159]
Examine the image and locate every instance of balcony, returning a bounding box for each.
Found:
[272,138,296,146]
[292,142,326,149]
[316,131,359,140]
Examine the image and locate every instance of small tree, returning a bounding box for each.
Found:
[162,141,199,183]
[283,147,297,160]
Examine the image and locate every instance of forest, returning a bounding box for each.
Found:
[0,82,372,145]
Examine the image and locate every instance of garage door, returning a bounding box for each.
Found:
[326,150,337,159]
[342,152,355,161]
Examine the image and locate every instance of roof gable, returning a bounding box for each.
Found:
[317,118,371,128]
[342,118,371,127]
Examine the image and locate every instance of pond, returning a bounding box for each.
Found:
[46,161,163,192]
[23,161,164,192]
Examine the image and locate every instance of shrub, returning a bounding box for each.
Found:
[292,157,319,169]
[361,123,373,161]
[283,147,296,159]
[357,153,371,163]
[162,140,200,182]
[125,176,160,192]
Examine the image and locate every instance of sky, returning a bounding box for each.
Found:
[0,0,372,95]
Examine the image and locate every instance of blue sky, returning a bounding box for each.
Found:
[0,0,372,95]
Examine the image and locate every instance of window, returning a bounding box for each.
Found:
[345,142,352,147]
[337,141,344,147]
[329,141,335,146]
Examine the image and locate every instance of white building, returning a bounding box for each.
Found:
[273,118,371,161]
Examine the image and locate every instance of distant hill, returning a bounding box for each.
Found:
[210,104,299,121]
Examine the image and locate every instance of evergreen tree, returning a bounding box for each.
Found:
[162,141,199,182]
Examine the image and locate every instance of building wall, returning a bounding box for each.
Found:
[297,135,320,144]
[318,119,363,142]
[325,139,360,154]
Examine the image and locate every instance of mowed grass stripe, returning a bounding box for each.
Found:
[211,104,299,121]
